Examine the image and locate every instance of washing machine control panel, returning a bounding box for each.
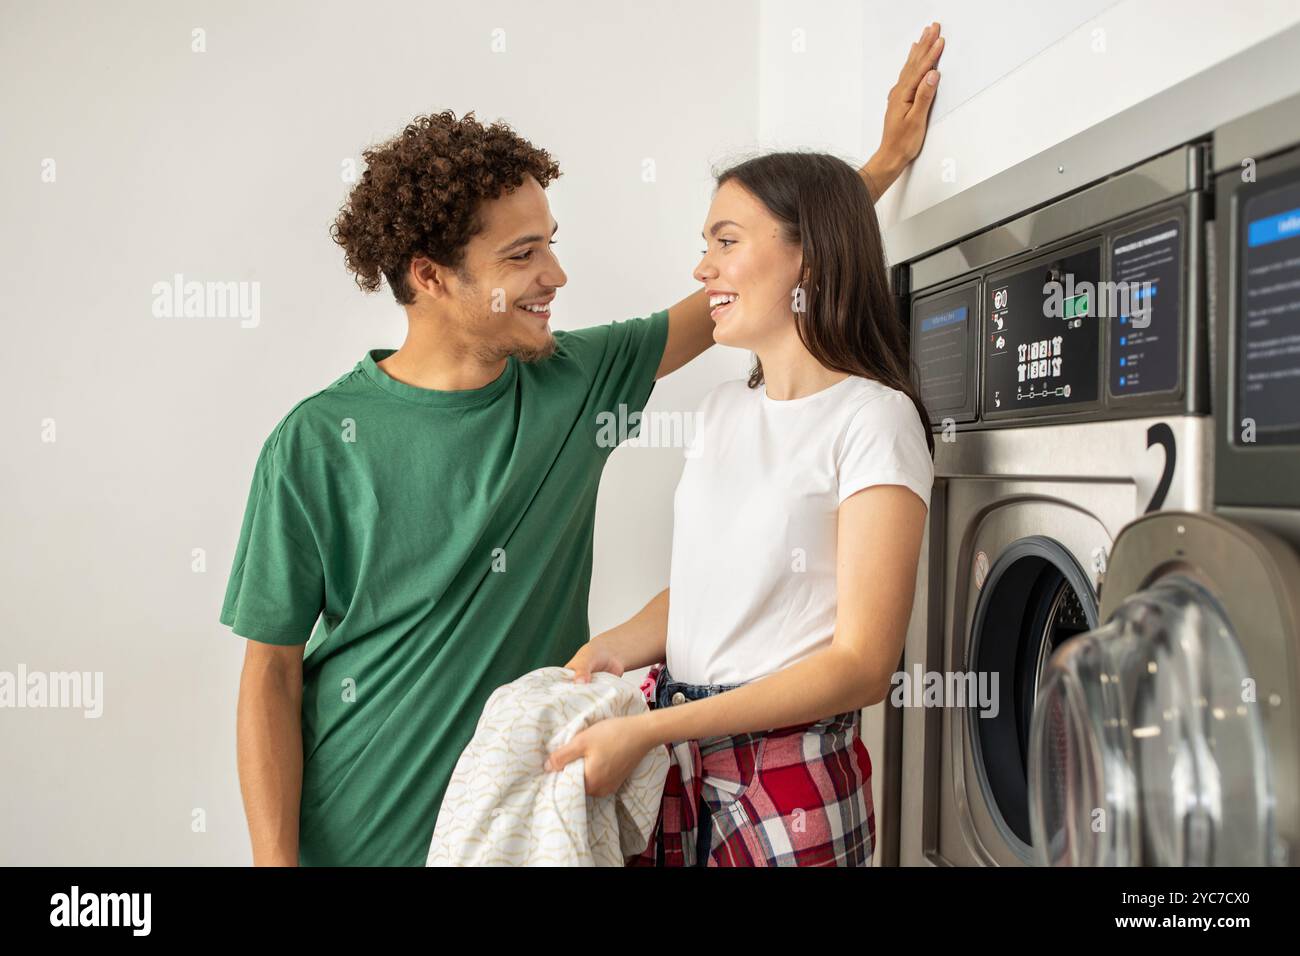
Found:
[1108,219,1184,398]
[904,163,1204,430]
[1214,140,1300,509]
[983,245,1102,416]
[910,282,979,424]
[1237,173,1300,443]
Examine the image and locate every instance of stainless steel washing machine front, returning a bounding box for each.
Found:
[894,142,1215,866]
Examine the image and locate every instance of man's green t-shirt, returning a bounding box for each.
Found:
[219,310,670,866]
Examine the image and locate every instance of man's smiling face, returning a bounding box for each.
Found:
[439,175,568,363]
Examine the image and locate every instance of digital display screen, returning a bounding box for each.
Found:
[911,285,977,423]
[1109,220,1182,396]
[983,245,1101,414]
[1237,175,1300,444]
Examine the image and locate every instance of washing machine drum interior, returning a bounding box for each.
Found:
[969,538,1099,849]
[1028,573,1274,866]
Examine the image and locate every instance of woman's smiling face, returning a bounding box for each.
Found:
[693,180,804,351]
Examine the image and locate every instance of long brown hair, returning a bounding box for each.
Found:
[716,151,934,455]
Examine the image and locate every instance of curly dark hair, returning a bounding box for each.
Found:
[330,110,562,305]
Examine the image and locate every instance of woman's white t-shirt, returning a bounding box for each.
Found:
[665,374,934,687]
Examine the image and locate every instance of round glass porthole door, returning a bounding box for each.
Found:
[967,536,1099,853]
[1028,573,1274,865]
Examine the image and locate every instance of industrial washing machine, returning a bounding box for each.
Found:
[891,140,1216,867]
[1027,91,1300,867]
[861,29,1300,867]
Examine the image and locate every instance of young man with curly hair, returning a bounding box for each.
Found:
[219,30,943,866]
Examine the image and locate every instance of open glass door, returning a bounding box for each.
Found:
[1027,512,1300,866]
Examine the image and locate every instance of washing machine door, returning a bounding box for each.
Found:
[1028,511,1300,866]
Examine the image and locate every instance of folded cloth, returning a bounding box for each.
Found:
[428,666,670,866]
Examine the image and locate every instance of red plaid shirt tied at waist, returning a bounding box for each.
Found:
[626,663,876,867]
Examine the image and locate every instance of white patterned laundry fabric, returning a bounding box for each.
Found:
[428,666,669,866]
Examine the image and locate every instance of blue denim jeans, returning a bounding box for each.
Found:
[651,664,748,866]
[653,664,746,710]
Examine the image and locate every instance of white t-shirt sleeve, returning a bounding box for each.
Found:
[836,391,934,510]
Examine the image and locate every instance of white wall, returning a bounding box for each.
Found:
[0,0,755,865]
[758,0,867,160]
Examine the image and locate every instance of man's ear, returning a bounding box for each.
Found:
[408,255,457,302]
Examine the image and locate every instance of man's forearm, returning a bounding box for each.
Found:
[592,587,670,671]
[236,665,303,866]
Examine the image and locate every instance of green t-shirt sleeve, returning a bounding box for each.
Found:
[219,431,324,645]
[556,309,670,443]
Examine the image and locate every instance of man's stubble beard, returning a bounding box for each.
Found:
[458,274,558,365]
[471,331,556,364]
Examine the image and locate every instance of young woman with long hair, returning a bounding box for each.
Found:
[544,145,935,866]
[540,15,945,862]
